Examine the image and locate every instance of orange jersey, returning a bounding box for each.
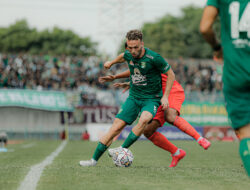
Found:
[153,74,185,126]
[161,74,184,93]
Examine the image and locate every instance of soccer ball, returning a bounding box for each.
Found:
[113,148,134,167]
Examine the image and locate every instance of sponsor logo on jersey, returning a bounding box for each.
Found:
[131,68,147,85]
[154,106,157,113]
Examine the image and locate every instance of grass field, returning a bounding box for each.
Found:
[0,140,249,190]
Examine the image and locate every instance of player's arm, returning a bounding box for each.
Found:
[113,82,130,93]
[200,6,222,60]
[104,53,126,69]
[99,70,130,83]
[114,69,130,79]
[154,55,174,110]
[162,68,175,110]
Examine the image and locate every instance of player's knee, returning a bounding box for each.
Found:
[143,121,159,138]
[138,118,150,127]
[143,128,154,138]
[165,114,176,124]
[165,109,178,124]
[110,119,126,135]
[235,124,250,139]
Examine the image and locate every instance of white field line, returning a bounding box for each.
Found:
[17,140,67,190]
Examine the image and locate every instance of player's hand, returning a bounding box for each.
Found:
[98,75,116,84]
[161,95,169,110]
[113,82,130,93]
[104,61,113,69]
[213,49,223,64]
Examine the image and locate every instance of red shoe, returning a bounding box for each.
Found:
[169,149,186,168]
[198,138,211,150]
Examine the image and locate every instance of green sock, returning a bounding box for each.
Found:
[122,131,139,148]
[239,138,250,177]
[92,142,108,161]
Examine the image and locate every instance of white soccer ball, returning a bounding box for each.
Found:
[113,148,134,167]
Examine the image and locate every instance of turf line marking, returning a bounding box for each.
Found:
[17,140,67,190]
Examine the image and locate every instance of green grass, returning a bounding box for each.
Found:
[0,140,60,190]
[1,140,249,190]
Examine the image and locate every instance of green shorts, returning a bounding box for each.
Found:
[223,86,250,129]
[116,96,160,125]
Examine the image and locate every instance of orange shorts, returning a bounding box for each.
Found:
[153,81,185,127]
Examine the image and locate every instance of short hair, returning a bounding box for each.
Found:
[126,30,143,41]
[124,42,127,49]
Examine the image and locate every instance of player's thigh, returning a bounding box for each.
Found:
[116,97,140,125]
[141,100,160,119]
[153,106,165,127]
[223,87,250,129]
[138,111,154,125]
[133,111,154,136]
[168,91,185,115]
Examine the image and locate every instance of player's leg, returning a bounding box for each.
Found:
[224,87,250,176]
[80,97,139,167]
[144,119,186,167]
[144,119,178,154]
[121,99,159,148]
[145,106,179,154]
[167,90,211,149]
[122,110,153,148]
[93,118,126,156]
[237,124,250,177]
[108,110,152,159]
[79,118,126,167]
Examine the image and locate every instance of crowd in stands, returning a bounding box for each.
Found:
[169,58,223,93]
[0,54,223,102]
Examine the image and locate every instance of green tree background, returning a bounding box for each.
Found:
[0,6,220,58]
[120,6,220,58]
[0,20,97,56]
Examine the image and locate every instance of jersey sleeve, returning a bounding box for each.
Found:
[206,0,219,8]
[154,54,171,74]
[123,50,131,61]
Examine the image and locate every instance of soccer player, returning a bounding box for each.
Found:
[100,44,211,167]
[200,0,250,176]
[100,70,211,167]
[79,29,175,167]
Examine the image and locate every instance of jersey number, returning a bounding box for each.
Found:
[229,2,250,38]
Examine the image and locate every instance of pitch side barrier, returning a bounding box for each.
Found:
[77,103,235,141]
[0,89,73,140]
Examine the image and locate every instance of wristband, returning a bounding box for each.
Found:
[213,44,221,51]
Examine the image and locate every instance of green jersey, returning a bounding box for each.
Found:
[123,48,170,99]
[207,0,250,90]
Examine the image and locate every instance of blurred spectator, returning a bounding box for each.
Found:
[0,132,8,147]
[60,130,66,140]
[82,130,90,141]
[0,53,223,104]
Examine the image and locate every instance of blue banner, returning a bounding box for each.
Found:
[118,126,204,140]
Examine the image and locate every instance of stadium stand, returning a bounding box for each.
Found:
[0,53,223,105]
